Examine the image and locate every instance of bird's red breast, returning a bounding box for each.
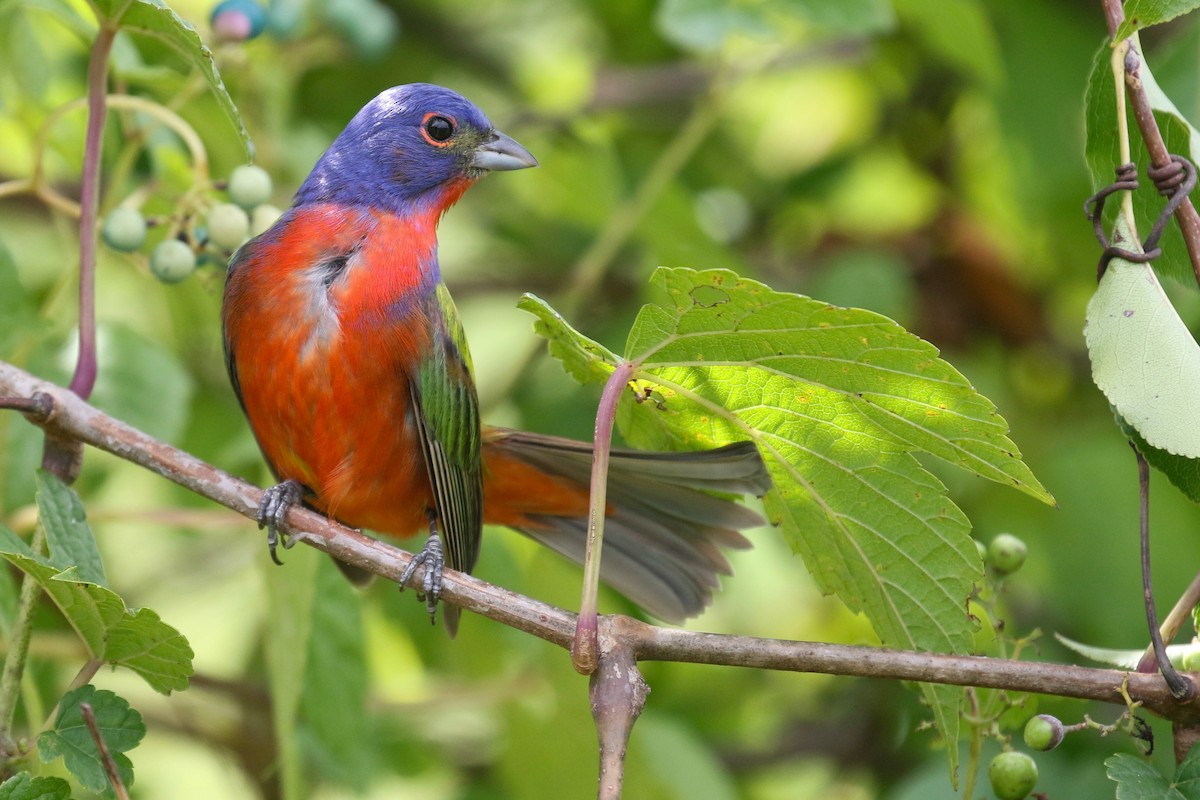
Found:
[223,202,448,537]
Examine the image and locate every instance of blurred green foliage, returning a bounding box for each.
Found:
[2,0,1199,797]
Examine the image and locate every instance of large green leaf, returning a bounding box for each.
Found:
[1116,0,1200,40]
[37,685,143,795]
[1085,227,1200,458]
[521,267,1054,779]
[0,525,193,693]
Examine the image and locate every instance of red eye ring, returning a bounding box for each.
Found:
[422,113,457,146]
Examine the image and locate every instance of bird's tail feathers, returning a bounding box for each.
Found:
[484,428,772,623]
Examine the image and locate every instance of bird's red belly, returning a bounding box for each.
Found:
[236,332,433,540]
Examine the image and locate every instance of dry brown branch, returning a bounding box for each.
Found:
[2,357,1199,729]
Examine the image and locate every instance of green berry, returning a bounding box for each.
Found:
[1182,647,1200,672]
[207,203,251,250]
[102,207,148,252]
[975,539,988,564]
[227,164,273,208]
[150,239,197,283]
[989,751,1038,800]
[988,533,1028,576]
[249,203,283,236]
[1023,714,1064,751]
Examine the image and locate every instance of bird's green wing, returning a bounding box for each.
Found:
[409,281,483,575]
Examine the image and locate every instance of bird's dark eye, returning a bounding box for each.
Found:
[422,114,456,145]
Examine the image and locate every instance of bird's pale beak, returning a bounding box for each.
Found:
[472,130,538,172]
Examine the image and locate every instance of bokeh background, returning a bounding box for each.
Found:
[2,0,1199,797]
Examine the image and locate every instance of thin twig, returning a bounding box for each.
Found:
[80,701,131,800]
[1131,444,1194,699]
[69,24,118,400]
[574,360,638,675]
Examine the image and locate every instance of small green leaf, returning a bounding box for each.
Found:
[36,470,107,586]
[518,294,621,385]
[0,772,73,800]
[1085,227,1200,458]
[38,686,144,795]
[1115,0,1200,40]
[1108,744,1200,799]
[0,526,193,693]
[1056,631,1194,669]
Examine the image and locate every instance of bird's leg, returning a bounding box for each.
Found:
[256,479,305,566]
[398,509,445,624]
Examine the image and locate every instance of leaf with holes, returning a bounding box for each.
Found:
[522,267,1054,781]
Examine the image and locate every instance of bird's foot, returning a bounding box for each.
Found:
[257,479,305,566]
[399,531,445,625]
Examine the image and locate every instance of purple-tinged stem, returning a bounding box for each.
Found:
[68,24,117,400]
[572,360,637,674]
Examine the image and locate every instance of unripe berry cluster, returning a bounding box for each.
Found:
[100,165,281,284]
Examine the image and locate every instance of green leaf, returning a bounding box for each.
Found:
[0,237,41,355]
[517,295,621,385]
[1119,411,1200,503]
[1055,631,1195,669]
[299,557,369,790]
[0,526,193,693]
[526,267,1053,781]
[0,773,73,800]
[265,542,319,800]
[90,325,194,443]
[1108,743,1200,799]
[1116,0,1200,40]
[36,470,107,586]
[93,0,252,157]
[38,686,143,795]
[1084,41,1199,284]
[1085,226,1200,458]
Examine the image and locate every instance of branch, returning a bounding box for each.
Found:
[2,357,1199,726]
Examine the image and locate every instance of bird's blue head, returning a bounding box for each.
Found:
[293,83,537,215]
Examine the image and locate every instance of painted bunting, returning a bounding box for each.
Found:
[221,83,770,632]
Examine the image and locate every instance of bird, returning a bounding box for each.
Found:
[221,83,771,633]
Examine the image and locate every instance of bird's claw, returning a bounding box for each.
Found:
[257,479,304,566]
[398,533,445,625]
